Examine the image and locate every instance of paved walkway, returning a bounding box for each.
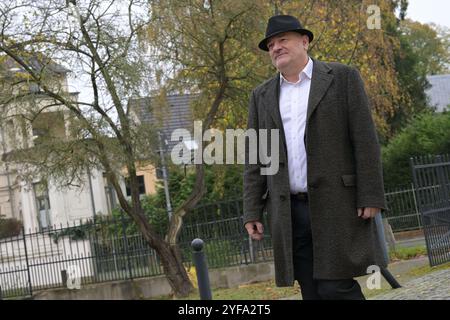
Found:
[370,268,450,300]
[281,257,450,300]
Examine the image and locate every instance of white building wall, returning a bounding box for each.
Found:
[49,183,92,226]
[20,182,39,232]
[88,168,110,217]
[17,167,112,232]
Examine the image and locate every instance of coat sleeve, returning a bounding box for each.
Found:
[243,89,267,225]
[347,67,386,210]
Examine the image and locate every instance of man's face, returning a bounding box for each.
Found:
[267,32,309,72]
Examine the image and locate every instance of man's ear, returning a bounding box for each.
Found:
[302,35,309,50]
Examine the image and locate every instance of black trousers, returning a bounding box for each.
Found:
[291,196,365,300]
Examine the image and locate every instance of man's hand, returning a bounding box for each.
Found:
[357,207,381,219]
[245,221,264,240]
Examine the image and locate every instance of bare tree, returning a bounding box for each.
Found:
[0,0,194,297]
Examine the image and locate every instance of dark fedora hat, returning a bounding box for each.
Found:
[258,15,314,51]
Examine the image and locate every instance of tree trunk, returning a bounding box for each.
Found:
[157,241,194,298]
[131,210,194,298]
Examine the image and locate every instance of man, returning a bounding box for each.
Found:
[243,15,387,300]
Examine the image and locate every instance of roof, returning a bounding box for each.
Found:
[426,74,450,112]
[129,94,197,153]
[1,55,69,77]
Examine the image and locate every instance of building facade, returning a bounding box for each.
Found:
[0,57,113,232]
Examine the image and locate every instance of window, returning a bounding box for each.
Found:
[125,175,146,197]
[34,182,51,231]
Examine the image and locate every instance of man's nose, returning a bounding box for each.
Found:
[271,43,282,55]
[273,41,282,51]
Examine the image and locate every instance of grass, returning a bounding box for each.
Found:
[389,245,427,261]
[406,261,450,277]
[150,280,300,300]
[203,280,300,300]
[363,286,392,298]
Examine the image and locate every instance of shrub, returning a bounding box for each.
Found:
[382,111,450,188]
[0,215,23,239]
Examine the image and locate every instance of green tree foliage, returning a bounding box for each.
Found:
[388,19,450,136]
[111,163,243,236]
[390,32,430,136]
[159,166,240,209]
[382,111,450,187]
[399,20,450,76]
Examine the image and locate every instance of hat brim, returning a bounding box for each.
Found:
[258,29,314,51]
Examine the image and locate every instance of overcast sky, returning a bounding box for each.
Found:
[406,0,450,28]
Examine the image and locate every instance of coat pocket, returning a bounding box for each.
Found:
[341,174,356,187]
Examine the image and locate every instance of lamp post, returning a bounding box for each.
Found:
[158,131,173,220]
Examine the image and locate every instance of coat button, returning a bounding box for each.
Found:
[280,195,286,201]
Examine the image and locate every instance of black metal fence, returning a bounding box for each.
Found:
[180,199,273,267]
[384,184,422,232]
[0,199,272,300]
[410,154,450,266]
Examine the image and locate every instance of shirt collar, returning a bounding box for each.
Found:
[280,57,313,85]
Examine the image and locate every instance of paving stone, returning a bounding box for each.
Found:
[370,269,450,300]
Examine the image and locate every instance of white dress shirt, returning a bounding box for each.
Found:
[279,57,313,193]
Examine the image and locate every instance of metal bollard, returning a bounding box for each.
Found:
[380,267,401,289]
[191,238,212,300]
[375,213,402,289]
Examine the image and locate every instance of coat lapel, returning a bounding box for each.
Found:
[261,74,282,130]
[306,59,333,124]
[261,74,288,161]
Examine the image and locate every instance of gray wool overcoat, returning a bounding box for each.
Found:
[243,59,387,287]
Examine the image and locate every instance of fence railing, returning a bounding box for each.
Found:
[384,182,450,233]
[411,154,450,267]
[0,200,272,300]
[384,183,422,232]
